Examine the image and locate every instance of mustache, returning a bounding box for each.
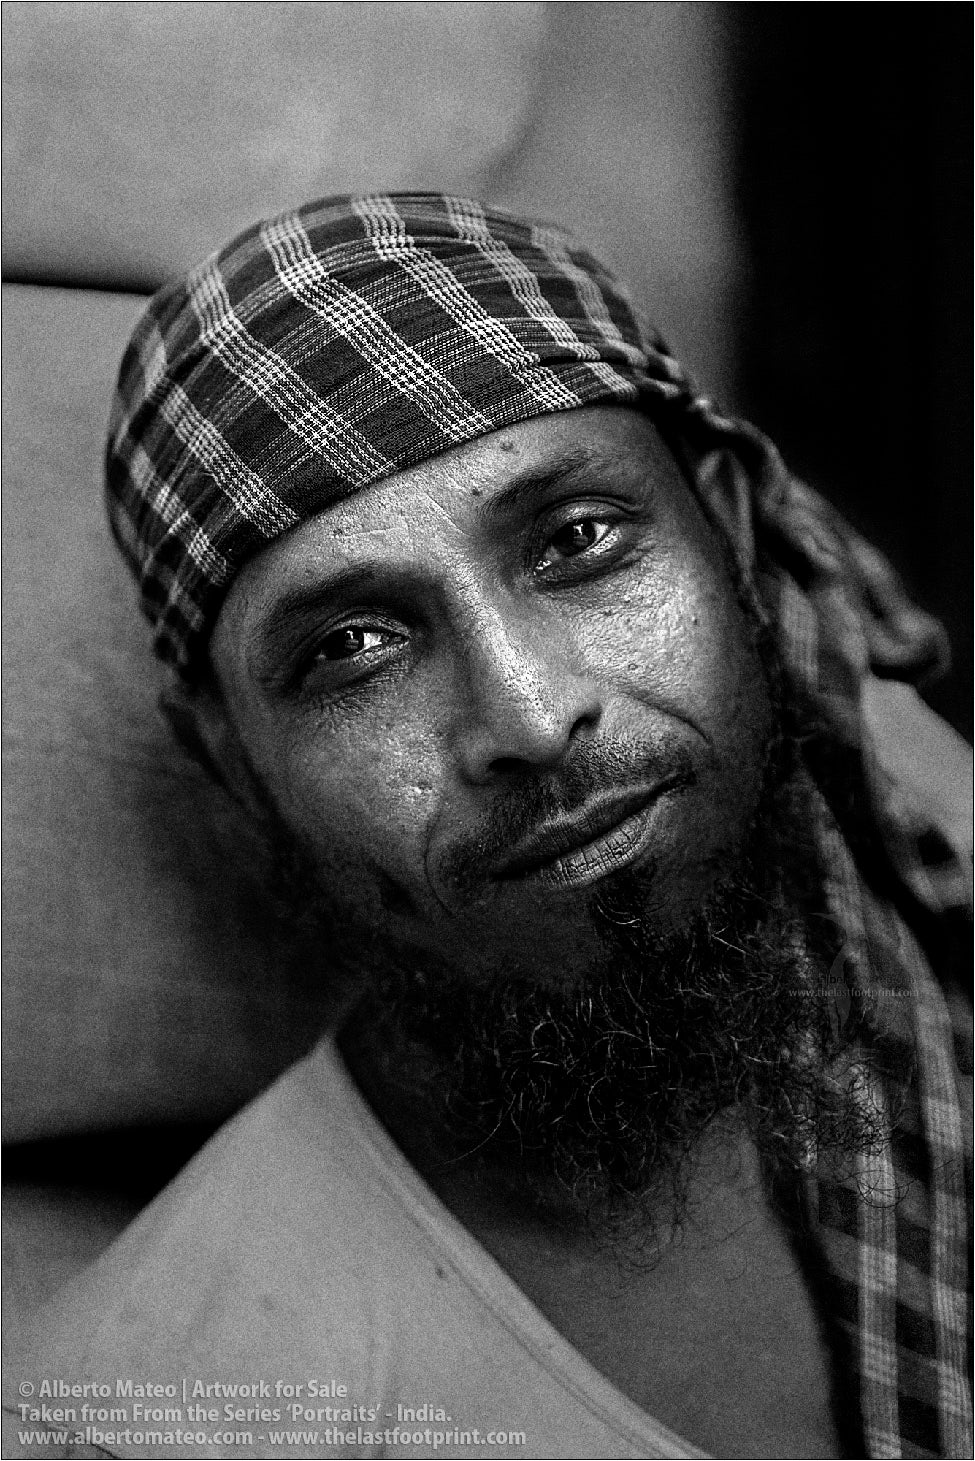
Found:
[437,735,697,892]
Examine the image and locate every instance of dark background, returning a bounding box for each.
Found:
[732,3,972,736]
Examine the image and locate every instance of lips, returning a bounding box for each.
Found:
[490,775,686,890]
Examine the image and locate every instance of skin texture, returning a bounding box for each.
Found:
[187,405,846,1457]
[199,405,774,988]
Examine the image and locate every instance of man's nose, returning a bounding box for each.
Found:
[449,599,603,785]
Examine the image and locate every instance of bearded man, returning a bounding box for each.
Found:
[17,196,970,1461]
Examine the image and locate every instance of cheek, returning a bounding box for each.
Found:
[252,705,442,890]
[593,549,772,850]
[678,572,772,763]
[596,552,767,740]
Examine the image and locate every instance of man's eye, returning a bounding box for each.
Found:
[316,625,388,661]
[536,517,612,570]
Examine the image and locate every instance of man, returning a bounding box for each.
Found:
[14,195,970,1460]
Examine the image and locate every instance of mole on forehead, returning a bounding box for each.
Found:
[336,418,674,536]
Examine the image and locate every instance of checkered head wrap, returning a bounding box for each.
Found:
[106,193,685,677]
[106,193,970,1458]
[106,191,945,691]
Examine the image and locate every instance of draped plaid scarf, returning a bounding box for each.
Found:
[106,193,971,1458]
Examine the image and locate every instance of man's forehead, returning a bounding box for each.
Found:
[231,406,681,583]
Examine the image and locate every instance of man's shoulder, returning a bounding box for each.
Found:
[22,1041,414,1399]
[12,1041,697,1461]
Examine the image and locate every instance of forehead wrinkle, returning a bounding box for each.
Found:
[317,411,669,556]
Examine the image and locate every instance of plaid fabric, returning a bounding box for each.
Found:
[105,193,971,1457]
[106,193,686,677]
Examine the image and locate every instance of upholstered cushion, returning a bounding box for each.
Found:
[1,2,546,290]
[2,283,327,1139]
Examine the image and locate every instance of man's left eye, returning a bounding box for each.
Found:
[536,517,612,571]
[315,625,389,661]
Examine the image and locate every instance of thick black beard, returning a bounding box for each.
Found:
[341,744,886,1255]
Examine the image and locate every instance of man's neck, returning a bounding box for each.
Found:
[337,1023,848,1459]
[341,1010,776,1257]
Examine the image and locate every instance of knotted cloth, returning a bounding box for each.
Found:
[106,193,970,1458]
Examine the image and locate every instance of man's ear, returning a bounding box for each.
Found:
[691,446,757,580]
[159,675,270,821]
[654,416,757,579]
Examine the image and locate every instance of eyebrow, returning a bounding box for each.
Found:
[482,444,626,522]
[246,566,388,684]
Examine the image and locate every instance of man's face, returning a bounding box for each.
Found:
[209,406,773,985]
